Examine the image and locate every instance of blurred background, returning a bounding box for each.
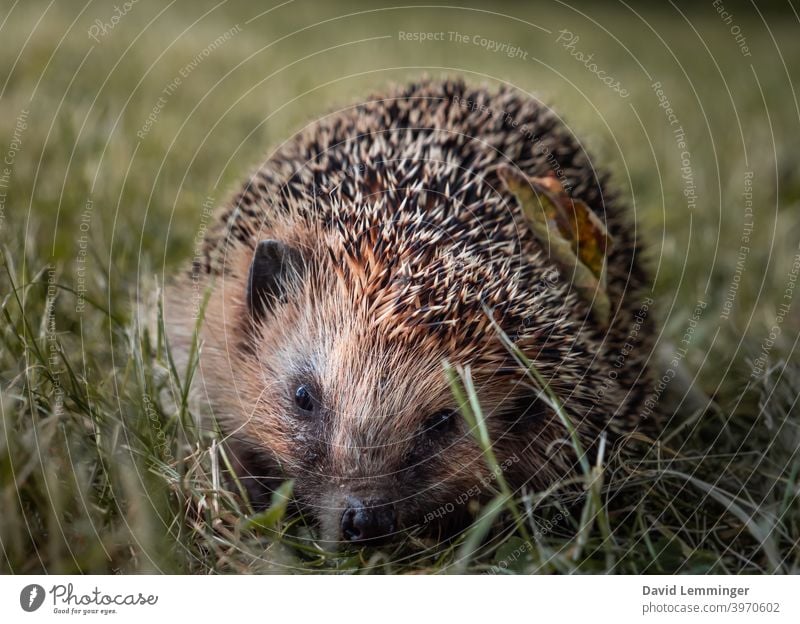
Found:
[1,0,799,573]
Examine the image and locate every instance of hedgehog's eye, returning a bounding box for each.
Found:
[425,409,457,434]
[294,385,314,412]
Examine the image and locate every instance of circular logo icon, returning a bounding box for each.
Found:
[20,584,45,612]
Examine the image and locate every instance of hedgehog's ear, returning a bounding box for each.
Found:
[246,239,304,318]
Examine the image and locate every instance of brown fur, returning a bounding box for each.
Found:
[166,78,654,544]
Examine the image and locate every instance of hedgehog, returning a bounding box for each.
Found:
[165,78,654,546]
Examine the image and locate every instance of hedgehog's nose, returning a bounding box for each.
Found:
[341,497,396,544]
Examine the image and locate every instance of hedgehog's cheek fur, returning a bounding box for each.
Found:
[223,434,289,510]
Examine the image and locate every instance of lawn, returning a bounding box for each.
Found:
[1,0,799,573]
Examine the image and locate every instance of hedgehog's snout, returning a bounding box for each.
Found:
[340,496,397,545]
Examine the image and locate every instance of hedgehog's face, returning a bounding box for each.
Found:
[229,238,534,547]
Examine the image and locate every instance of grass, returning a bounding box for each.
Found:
[1,0,800,573]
